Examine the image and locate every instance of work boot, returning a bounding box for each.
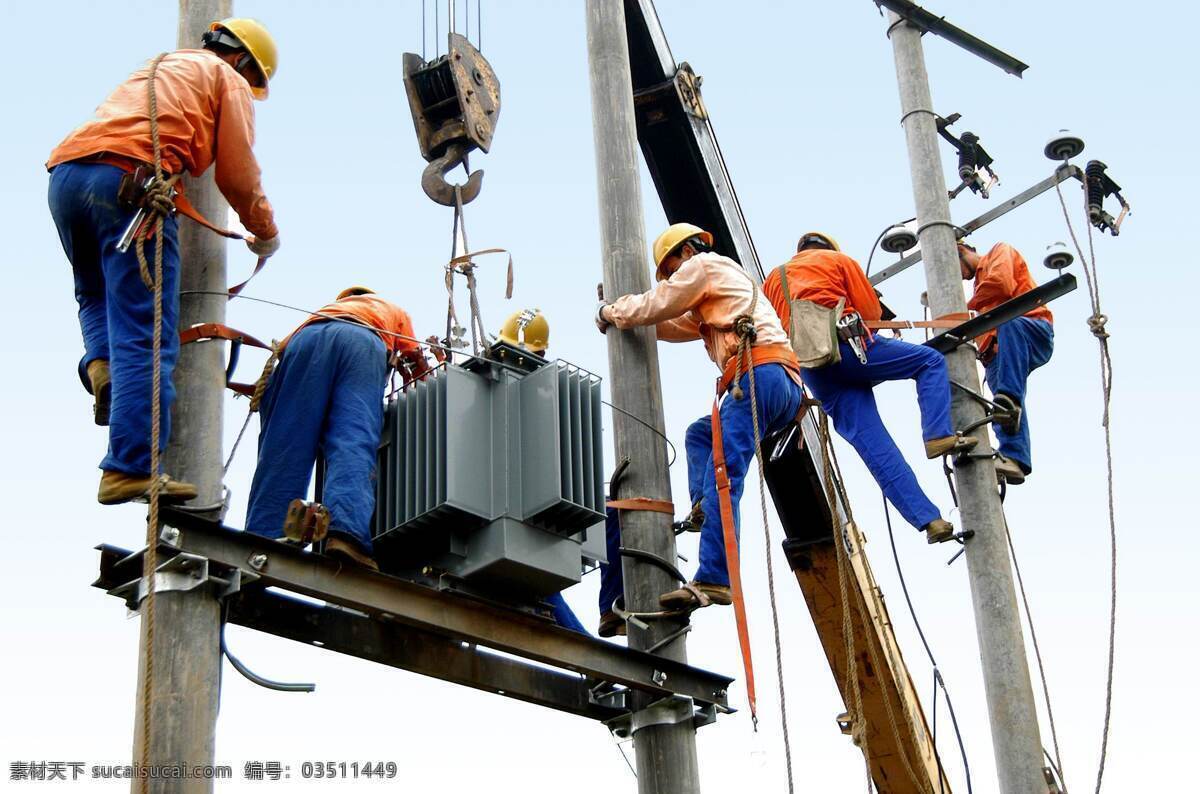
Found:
[87,359,111,426]
[324,535,380,572]
[598,611,627,638]
[992,394,1022,433]
[672,501,705,533]
[923,518,956,544]
[659,581,733,610]
[924,434,978,459]
[97,471,198,505]
[994,455,1027,485]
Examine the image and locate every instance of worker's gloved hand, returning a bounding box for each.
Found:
[426,334,447,364]
[246,234,281,259]
[595,302,612,334]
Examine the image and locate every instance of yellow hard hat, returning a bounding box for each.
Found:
[796,231,840,252]
[498,309,550,355]
[652,223,714,281]
[209,18,278,100]
[337,286,375,300]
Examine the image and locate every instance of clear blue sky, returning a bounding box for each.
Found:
[1,1,1194,791]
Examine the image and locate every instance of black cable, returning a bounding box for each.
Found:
[864,216,915,278]
[602,399,677,467]
[220,618,316,693]
[882,495,973,794]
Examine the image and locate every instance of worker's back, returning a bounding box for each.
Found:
[763,249,882,328]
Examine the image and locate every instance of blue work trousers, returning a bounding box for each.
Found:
[245,322,388,552]
[687,364,803,587]
[984,317,1054,473]
[549,506,621,635]
[48,162,180,475]
[801,336,950,531]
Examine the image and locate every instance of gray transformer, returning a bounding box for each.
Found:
[372,351,607,598]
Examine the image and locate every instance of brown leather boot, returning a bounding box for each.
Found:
[925,434,978,459]
[87,359,111,426]
[659,581,733,610]
[97,471,197,505]
[923,518,956,544]
[324,536,380,572]
[598,611,627,637]
[994,455,1027,485]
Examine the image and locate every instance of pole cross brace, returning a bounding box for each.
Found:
[604,695,730,740]
[106,549,254,611]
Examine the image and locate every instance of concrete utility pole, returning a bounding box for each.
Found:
[885,12,1048,794]
[585,2,702,792]
[129,2,230,791]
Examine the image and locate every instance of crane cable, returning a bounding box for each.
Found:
[1054,175,1118,794]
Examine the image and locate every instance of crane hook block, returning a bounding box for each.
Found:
[403,33,501,206]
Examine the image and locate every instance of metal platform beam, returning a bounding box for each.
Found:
[93,508,732,717]
[924,274,1077,354]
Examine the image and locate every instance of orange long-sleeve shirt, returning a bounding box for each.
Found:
[290,295,421,358]
[762,250,883,330]
[47,49,277,240]
[606,252,791,375]
[968,243,1053,355]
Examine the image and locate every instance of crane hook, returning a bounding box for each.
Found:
[421,143,484,207]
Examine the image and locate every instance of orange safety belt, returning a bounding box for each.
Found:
[865,311,972,331]
[173,193,268,297]
[710,394,758,726]
[179,322,272,396]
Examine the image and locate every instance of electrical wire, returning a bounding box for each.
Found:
[881,495,974,794]
[601,399,677,467]
[864,216,915,278]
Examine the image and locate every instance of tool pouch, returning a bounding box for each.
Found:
[777,264,843,369]
[117,164,153,209]
[836,312,867,343]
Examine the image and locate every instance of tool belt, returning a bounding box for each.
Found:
[117,163,160,210]
[836,311,867,344]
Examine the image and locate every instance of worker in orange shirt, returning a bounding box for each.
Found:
[959,241,1054,485]
[597,223,804,609]
[46,18,280,505]
[245,288,440,571]
[763,232,973,544]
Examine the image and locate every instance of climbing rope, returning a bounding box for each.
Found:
[1055,176,1118,794]
[132,52,171,794]
[817,414,934,794]
[222,340,280,475]
[727,280,795,792]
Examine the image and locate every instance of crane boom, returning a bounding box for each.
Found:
[623,2,950,790]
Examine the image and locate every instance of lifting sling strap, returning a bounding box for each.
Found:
[710,393,758,724]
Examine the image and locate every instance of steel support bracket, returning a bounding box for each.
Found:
[107,549,256,611]
[604,694,725,739]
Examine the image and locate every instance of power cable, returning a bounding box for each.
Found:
[601,399,677,467]
[1002,509,1067,788]
[1054,176,1118,794]
[881,496,973,794]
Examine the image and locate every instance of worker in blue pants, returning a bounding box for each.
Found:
[800,337,960,540]
[665,364,802,608]
[47,162,197,504]
[984,318,1053,482]
[548,505,622,637]
[959,241,1055,484]
[246,288,433,570]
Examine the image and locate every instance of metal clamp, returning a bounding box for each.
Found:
[109,550,255,610]
[604,695,722,740]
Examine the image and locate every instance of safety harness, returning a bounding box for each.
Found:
[709,271,801,727]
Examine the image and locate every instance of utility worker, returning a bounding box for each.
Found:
[245,288,439,571]
[596,223,804,610]
[958,241,1054,484]
[763,232,972,544]
[47,18,281,505]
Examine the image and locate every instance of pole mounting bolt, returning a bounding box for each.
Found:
[248,553,269,571]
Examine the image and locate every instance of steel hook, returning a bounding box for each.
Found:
[421,142,484,207]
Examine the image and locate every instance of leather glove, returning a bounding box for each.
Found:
[246,234,281,258]
[595,302,612,334]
